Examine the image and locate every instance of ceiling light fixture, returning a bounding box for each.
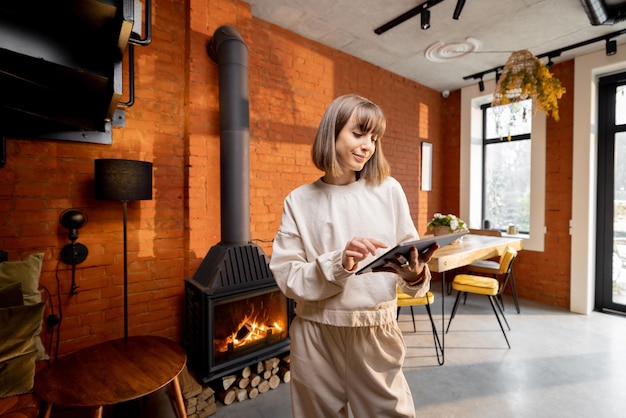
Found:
[453,0,466,20]
[373,0,444,35]
[478,77,485,92]
[606,38,617,56]
[421,9,431,30]
[463,28,626,85]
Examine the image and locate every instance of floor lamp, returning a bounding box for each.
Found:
[94,159,153,339]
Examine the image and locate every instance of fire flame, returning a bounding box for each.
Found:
[216,315,283,353]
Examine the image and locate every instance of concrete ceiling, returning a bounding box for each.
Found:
[243,0,626,93]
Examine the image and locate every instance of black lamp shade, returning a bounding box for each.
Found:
[94,159,153,201]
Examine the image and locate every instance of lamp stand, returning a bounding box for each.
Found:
[122,200,129,340]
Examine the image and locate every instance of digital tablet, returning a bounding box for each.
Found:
[355,230,469,275]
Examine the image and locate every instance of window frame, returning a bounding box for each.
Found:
[481,102,532,234]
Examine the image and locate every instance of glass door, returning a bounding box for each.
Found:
[596,72,626,314]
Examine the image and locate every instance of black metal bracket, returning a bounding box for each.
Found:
[0,135,5,167]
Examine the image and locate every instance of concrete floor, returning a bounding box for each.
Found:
[53,286,626,418]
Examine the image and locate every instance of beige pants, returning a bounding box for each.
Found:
[289,316,416,418]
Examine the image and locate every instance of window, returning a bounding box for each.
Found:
[460,80,545,252]
[482,100,532,233]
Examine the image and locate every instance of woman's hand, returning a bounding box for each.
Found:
[342,237,388,271]
[375,243,439,282]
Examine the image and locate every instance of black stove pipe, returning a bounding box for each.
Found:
[207,25,250,245]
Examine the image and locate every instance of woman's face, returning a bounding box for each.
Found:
[329,112,377,184]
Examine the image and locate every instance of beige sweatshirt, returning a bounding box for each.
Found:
[270,177,430,327]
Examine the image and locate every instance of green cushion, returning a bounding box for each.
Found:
[0,253,43,305]
[0,282,23,308]
[0,253,47,361]
[0,302,45,398]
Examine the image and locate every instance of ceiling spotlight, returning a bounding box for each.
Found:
[453,0,466,20]
[478,77,485,92]
[546,57,554,69]
[421,9,431,30]
[495,69,501,84]
[606,39,617,56]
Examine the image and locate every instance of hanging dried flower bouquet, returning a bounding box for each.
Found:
[491,50,566,121]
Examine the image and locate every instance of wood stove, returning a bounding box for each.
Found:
[184,243,293,383]
[184,26,293,384]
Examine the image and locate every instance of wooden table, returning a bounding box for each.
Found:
[427,234,523,363]
[34,336,187,418]
[428,234,523,274]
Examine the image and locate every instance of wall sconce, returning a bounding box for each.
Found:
[59,209,88,295]
[421,9,431,30]
[94,158,153,339]
[606,39,617,56]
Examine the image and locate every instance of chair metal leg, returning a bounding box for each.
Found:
[396,306,417,332]
[487,295,511,348]
[424,303,444,365]
[509,271,521,313]
[500,271,521,314]
[446,291,463,333]
[492,294,511,330]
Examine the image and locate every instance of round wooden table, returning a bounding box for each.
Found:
[34,335,187,418]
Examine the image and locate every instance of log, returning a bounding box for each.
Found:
[241,365,252,378]
[221,375,237,390]
[256,361,264,374]
[235,388,248,402]
[262,370,272,380]
[217,388,237,405]
[235,377,250,389]
[264,357,280,370]
[249,373,261,388]
[179,366,203,399]
[257,380,271,394]
[279,365,291,383]
[268,374,281,389]
[247,386,259,399]
[198,402,217,418]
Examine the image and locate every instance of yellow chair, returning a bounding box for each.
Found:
[445,247,518,348]
[468,244,520,313]
[396,289,444,365]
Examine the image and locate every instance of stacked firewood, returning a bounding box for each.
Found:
[179,366,217,417]
[216,354,291,406]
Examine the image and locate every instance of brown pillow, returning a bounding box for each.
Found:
[0,253,47,361]
[0,302,45,398]
[0,282,23,308]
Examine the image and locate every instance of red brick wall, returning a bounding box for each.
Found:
[0,0,573,356]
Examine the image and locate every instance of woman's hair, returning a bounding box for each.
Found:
[311,94,391,185]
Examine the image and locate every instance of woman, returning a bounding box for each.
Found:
[270,94,436,418]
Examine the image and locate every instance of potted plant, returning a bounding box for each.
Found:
[427,213,468,236]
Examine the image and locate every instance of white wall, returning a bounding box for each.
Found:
[571,47,626,314]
